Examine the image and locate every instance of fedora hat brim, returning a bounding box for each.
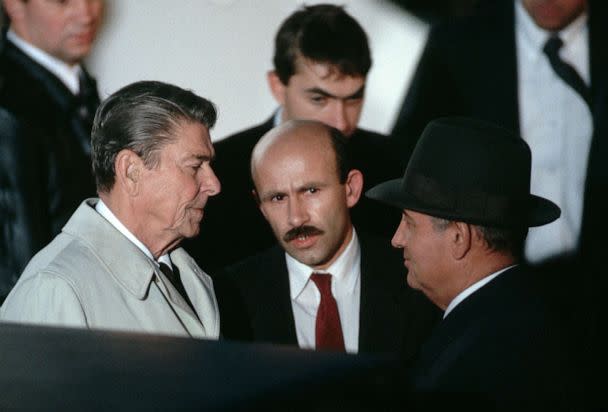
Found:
[366,178,561,228]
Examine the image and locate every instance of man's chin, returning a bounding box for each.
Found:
[406,273,421,290]
[182,222,202,239]
[287,249,332,269]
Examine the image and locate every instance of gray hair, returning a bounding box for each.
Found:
[430,217,526,258]
[91,81,217,193]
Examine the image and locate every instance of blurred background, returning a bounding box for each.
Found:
[88,0,476,141]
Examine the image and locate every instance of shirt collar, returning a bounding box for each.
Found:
[7,29,82,94]
[287,228,360,300]
[516,0,588,54]
[95,199,171,268]
[443,264,517,319]
[272,107,283,127]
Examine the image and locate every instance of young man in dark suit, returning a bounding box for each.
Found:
[0,0,104,302]
[368,117,578,407]
[215,120,438,357]
[183,4,401,273]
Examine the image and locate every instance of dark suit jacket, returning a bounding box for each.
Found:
[183,115,402,274]
[406,265,577,409]
[0,37,99,301]
[214,233,440,359]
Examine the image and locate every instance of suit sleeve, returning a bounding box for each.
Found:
[0,271,87,328]
[0,109,50,302]
[213,268,254,341]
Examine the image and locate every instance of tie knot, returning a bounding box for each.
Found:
[543,35,563,57]
[159,262,176,282]
[310,273,332,294]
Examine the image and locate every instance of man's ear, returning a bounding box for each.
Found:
[251,189,261,206]
[3,0,25,22]
[267,70,287,106]
[253,189,270,220]
[451,221,472,260]
[344,169,364,208]
[115,149,143,196]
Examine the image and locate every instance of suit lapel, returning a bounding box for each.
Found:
[588,0,608,115]
[358,235,405,353]
[579,0,608,258]
[414,266,523,371]
[254,247,298,345]
[3,39,98,154]
[172,248,219,338]
[3,40,74,111]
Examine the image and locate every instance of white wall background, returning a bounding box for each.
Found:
[87,0,428,141]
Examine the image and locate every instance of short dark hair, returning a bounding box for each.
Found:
[327,126,352,184]
[273,4,371,85]
[91,80,217,193]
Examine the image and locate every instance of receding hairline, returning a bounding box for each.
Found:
[251,120,333,178]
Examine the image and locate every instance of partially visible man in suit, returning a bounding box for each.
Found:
[215,120,439,357]
[391,0,608,276]
[1,81,221,339]
[183,4,401,273]
[0,0,105,302]
[368,117,574,406]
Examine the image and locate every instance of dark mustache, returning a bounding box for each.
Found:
[283,225,324,242]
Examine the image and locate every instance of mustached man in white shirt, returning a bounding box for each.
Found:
[0,0,105,302]
[214,120,439,357]
[1,81,222,339]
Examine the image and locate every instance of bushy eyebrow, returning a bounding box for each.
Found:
[184,153,214,163]
[259,181,328,202]
[304,85,365,100]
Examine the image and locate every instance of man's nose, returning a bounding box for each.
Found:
[391,219,407,249]
[200,165,221,197]
[327,101,350,135]
[287,197,308,227]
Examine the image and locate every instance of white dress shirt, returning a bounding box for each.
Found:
[286,230,361,353]
[444,265,516,319]
[515,1,591,263]
[7,29,82,94]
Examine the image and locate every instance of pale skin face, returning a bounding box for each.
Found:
[522,0,587,31]
[5,0,104,66]
[127,122,221,257]
[391,210,460,310]
[268,58,365,137]
[252,124,363,269]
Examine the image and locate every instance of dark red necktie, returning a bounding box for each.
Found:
[310,273,345,351]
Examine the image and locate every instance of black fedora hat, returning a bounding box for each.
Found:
[366,117,560,228]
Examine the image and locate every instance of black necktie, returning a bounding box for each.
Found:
[72,69,100,155]
[543,35,591,108]
[159,262,197,316]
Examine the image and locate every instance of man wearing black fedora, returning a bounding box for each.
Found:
[367,117,578,407]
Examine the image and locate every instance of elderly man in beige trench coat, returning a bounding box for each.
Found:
[0,81,221,339]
